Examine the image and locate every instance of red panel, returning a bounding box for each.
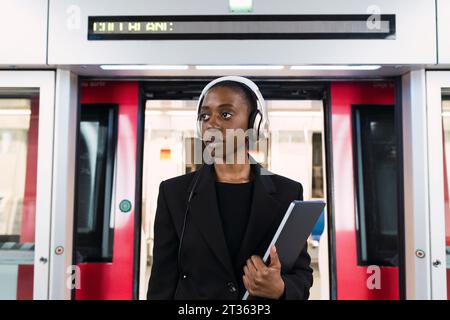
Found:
[20,96,39,243]
[447,269,450,300]
[17,96,39,300]
[16,266,34,300]
[76,81,139,300]
[330,81,399,300]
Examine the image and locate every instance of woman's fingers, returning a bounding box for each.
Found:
[269,245,281,269]
[243,275,257,296]
[251,255,267,272]
[245,255,270,287]
[243,275,250,290]
[243,254,284,299]
[246,257,258,275]
[243,265,250,278]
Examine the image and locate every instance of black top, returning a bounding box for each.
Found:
[215,180,254,266]
[148,163,312,300]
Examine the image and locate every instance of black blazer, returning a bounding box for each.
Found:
[147,163,313,300]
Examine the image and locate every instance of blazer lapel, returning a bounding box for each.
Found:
[188,164,235,277]
[235,164,283,269]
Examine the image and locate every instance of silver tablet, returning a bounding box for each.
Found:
[242,200,326,300]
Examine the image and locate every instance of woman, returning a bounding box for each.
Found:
[147,76,313,300]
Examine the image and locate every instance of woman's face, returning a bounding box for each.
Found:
[198,86,251,161]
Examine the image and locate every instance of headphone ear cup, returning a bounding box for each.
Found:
[258,117,268,140]
[248,109,257,129]
[248,109,262,141]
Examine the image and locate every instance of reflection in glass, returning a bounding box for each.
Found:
[75,105,116,263]
[440,93,450,299]
[353,105,399,267]
[0,93,38,300]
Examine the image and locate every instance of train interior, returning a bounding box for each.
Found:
[139,81,328,299]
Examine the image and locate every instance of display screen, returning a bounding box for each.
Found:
[88,15,395,40]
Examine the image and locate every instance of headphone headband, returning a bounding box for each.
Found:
[196,76,269,140]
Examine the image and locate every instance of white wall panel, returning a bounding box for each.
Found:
[0,0,48,65]
[48,0,437,65]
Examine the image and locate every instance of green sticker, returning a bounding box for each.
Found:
[119,199,132,213]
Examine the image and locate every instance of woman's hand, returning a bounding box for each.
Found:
[243,245,285,299]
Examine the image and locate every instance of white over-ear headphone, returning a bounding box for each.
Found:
[196,76,270,141]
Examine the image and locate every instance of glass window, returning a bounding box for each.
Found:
[311,132,324,198]
[353,105,399,266]
[440,92,450,299]
[0,92,39,299]
[74,104,117,263]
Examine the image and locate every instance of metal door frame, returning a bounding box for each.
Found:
[425,71,449,299]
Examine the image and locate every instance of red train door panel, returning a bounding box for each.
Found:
[330,81,400,300]
[75,81,140,300]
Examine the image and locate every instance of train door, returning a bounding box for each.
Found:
[425,71,450,300]
[139,81,329,300]
[74,81,142,299]
[329,81,403,299]
[0,71,55,299]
